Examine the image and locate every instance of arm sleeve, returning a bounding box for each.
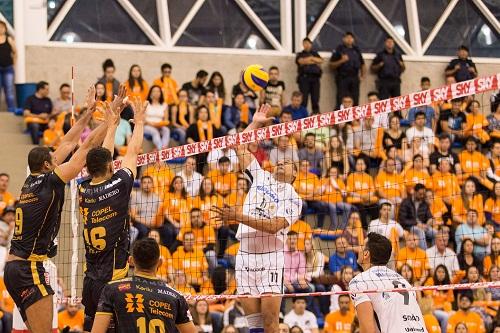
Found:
[50,170,68,188]
[96,285,114,315]
[24,96,33,110]
[244,158,267,185]
[348,279,371,306]
[372,53,382,65]
[445,60,455,71]
[176,296,192,325]
[115,168,135,194]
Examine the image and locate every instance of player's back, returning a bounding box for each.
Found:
[79,168,134,281]
[97,275,192,333]
[349,266,427,333]
[10,171,66,260]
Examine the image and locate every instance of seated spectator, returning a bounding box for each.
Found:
[426,227,460,278]
[318,166,353,229]
[445,45,478,82]
[487,142,500,183]
[52,83,72,118]
[125,64,148,102]
[324,294,355,333]
[398,184,434,249]
[304,238,328,316]
[396,231,431,285]
[453,178,485,225]
[405,77,436,130]
[380,144,405,174]
[223,93,250,134]
[294,159,340,229]
[232,80,257,110]
[485,182,500,235]
[283,297,319,333]
[148,229,172,281]
[455,210,491,261]
[207,156,237,197]
[171,270,197,296]
[346,116,380,166]
[423,264,454,333]
[375,157,406,211]
[487,266,500,301]
[172,231,209,290]
[277,109,302,145]
[97,58,120,102]
[58,302,84,332]
[299,133,324,171]
[461,266,492,327]
[43,116,62,149]
[223,300,248,332]
[483,237,500,277]
[368,92,389,129]
[425,189,449,229]
[144,85,170,150]
[283,91,308,120]
[269,135,299,166]
[177,156,203,198]
[403,155,432,192]
[458,137,493,193]
[181,70,208,106]
[190,177,224,227]
[206,71,226,102]
[346,157,378,228]
[129,175,164,240]
[204,90,224,130]
[404,136,431,168]
[457,238,484,274]
[405,111,435,157]
[260,66,285,117]
[323,136,349,179]
[290,325,305,333]
[114,116,132,156]
[382,114,407,160]
[224,177,249,227]
[170,89,195,144]
[207,147,239,172]
[432,158,461,207]
[447,293,485,333]
[429,134,461,175]
[152,63,179,106]
[398,264,420,290]
[487,98,500,139]
[330,266,354,313]
[142,160,175,199]
[279,323,291,333]
[419,298,441,333]
[329,236,357,276]
[23,81,52,145]
[439,98,467,144]
[465,100,489,144]
[191,299,223,333]
[162,175,190,235]
[0,173,14,215]
[368,202,404,252]
[0,206,14,246]
[284,231,311,294]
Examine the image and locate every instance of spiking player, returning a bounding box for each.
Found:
[349,232,427,333]
[4,86,112,333]
[91,238,197,333]
[212,104,302,333]
[78,92,147,331]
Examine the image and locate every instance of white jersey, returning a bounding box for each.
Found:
[349,266,427,333]
[236,159,302,253]
[368,219,404,240]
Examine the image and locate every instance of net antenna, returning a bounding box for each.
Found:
[70,65,79,302]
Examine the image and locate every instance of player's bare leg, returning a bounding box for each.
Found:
[260,295,281,333]
[25,295,53,333]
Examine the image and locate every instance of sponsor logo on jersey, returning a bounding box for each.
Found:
[402,314,421,322]
[44,272,50,285]
[118,283,131,291]
[255,185,279,203]
[125,293,144,313]
[245,266,265,272]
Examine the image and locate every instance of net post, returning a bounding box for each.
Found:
[69,178,78,302]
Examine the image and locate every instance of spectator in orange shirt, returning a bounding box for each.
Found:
[425,189,449,228]
[346,157,378,228]
[375,157,406,214]
[0,173,14,215]
[485,182,500,235]
[447,293,486,333]
[43,116,62,149]
[465,100,490,144]
[58,302,84,332]
[170,89,195,145]
[424,264,454,333]
[172,231,209,290]
[396,231,431,284]
[148,229,172,281]
[483,237,500,277]
[207,156,238,197]
[125,64,149,102]
[420,297,442,333]
[453,179,485,225]
[163,175,190,230]
[458,137,493,192]
[152,63,179,106]
[404,154,432,193]
[432,157,461,206]
[324,294,355,333]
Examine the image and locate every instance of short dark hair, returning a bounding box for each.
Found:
[102,59,115,71]
[269,66,279,72]
[413,154,423,161]
[86,147,112,178]
[344,31,354,37]
[338,294,351,301]
[292,296,307,303]
[28,147,52,173]
[196,70,208,79]
[439,133,451,141]
[415,111,426,119]
[36,81,49,91]
[458,45,469,52]
[161,63,172,71]
[218,156,230,164]
[304,132,316,139]
[379,201,392,211]
[291,91,303,98]
[414,183,426,192]
[385,36,394,41]
[140,175,153,182]
[146,85,165,105]
[132,238,160,271]
[59,83,70,90]
[280,110,292,117]
[0,173,9,179]
[190,207,201,215]
[303,37,312,43]
[458,292,473,303]
[367,91,379,99]
[420,77,430,84]
[365,232,392,266]
[287,230,298,237]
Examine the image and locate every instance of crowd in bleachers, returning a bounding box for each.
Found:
[1,36,499,333]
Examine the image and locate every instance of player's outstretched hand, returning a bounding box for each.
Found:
[252,103,274,126]
[110,83,128,113]
[84,85,97,111]
[130,96,148,124]
[103,101,120,127]
[210,204,237,225]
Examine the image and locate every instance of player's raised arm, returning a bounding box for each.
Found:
[52,85,96,164]
[176,322,198,333]
[121,96,148,178]
[102,85,127,154]
[236,103,274,171]
[356,302,378,333]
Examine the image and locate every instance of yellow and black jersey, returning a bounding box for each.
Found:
[10,171,66,261]
[96,274,192,333]
[78,168,134,282]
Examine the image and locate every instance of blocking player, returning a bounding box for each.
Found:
[4,86,115,333]
[211,104,302,333]
[349,232,428,333]
[91,238,197,333]
[79,95,147,331]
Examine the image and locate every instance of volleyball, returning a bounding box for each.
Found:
[241,64,269,92]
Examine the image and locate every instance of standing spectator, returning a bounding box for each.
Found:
[426,227,460,278]
[177,156,203,197]
[182,70,208,106]
[447,293,485,333]
[329,237,358,276]
[429,134,461,174]
[170,89,195,144]
[282,91,309,120]
[125,64,149,102]
[23,81,52,145]
[370,36,405,99]
[296,37,323,114]
[284,231,311,294]
[260,66,285,117]
[298,133,324,171]
[406,77,437,130]
[0,173,14,215]
[324,294,355,333]
[283,297,319,333]
[439,98,467,144]
[396,231,432,285]
[0,21,16,113]
[269,135,299,166]
[330,31,365,107]
[152,63,179,106]
[445,45,478,82]
[144,85,170,150]
[58,302,84,333]
[129,175,163,240]
[97,58,119,102]
[206,71,226,102]
[455,210,491,260]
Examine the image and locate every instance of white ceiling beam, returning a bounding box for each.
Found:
[158,0,172,46]
[293,0,307,52]
[307,0,339,42]
[116,0,164,46]
[421,0,459,54]
[280,0,293,53]
[171,0,205,45]
[47,0,77,40]
[471,0,500,34]
[405,0,422,56]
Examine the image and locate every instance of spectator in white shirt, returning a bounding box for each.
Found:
[284,297,319,333]
[144,85,170,150]
[206,147,239,172]
[368,202,404,241]
[405,111,434,156]
[269,135,299,166]
[177,156,203,197]
[426,226,460,278]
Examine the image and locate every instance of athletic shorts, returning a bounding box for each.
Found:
[235,250,284,295]
[4,260,55,323]
[82,277,107,331]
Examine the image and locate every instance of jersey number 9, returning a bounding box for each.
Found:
[83,227,107,250]
[14,208,23,235]
[137,317,165,333]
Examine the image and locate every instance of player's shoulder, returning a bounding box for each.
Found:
[105,277,134,293]
[114,168,134,182]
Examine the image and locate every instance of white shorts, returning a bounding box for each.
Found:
[235,250,284,295]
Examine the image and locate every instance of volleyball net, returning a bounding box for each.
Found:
[52,74,500,316]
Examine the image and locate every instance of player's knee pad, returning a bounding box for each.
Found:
[83,315,94,332]
[246,313,264,333]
